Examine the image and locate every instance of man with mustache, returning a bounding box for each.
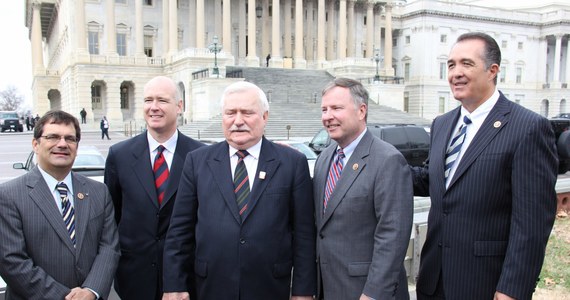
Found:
[162,81,316,300]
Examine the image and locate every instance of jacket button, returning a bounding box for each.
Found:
[240,238,246,244]
[319,233,324,239]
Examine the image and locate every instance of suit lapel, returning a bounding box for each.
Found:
[207,142,242,224]
[72,173,89,254]
[448,96,511,189]
[315,143,335,225]
[27,168,76,253]
[130,135,158,208]
[242,138,280,222]
[162,131,187,207]
[434,108,461,192]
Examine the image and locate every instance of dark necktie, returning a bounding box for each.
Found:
[153,145,169,205]
[234,150,250,215]
[323,148,345,213]
[445,116,472,180]
[56,182,76,246]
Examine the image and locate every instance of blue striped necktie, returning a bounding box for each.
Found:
[324,148,345,213]
[445,116,472,180]
[234,150,250,216]
[56,182,76,246]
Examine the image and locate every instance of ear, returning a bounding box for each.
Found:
[176,100,183,114]
[488,63,500,83]
[358,103,367,121]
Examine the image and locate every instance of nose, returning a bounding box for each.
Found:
[234,112,244,125]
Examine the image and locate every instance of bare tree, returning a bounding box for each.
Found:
[0,85,24,111]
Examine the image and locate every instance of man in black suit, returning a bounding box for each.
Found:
[411,32,558,300]
[162,81,316,300]
[104,76,204,300]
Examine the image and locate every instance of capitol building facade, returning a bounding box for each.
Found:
[26,0,570,126]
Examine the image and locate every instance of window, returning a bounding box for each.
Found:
[364,16,367,25]
[500,66,506,83]
[516,67,522,84]
[117,33,127,56]
[88,31,99,55]
[439,62,446,80]
[91,85,102,109]
[438,92,449,114]
[144,0,152,5]
[518,42,523,50]
[115,0,126,3]
[120,87,129,109]
[405,35,410,44]
[440,34,447,43]
[144,35,153,57]
[439,96,445,113]
[501,40,507,48]
[404,92,409,112]
[515,94,524,105]
[393,38,397,47]
[404,63,410,81]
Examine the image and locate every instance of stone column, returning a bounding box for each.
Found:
[326,0,335,60]
[196,0,205,48]
[538,36,548,83]
[294,0,306,68]
[306,0,314,61]
[162,0,170,55]
[31,2,45,75]
[105,81,123,124]
[106,0,117,55]
[188,0,196,47]
[223,0,232,54]
[566,36,570,84]
[347,0,355,57]
[554,34,562,83]
[262,0,270,60]
[366,1,374,58]
[135,0,144,56]
[246,0,259,66]
[76,0,88,52]
[284,1,292,58]
[383,2,394,76]
[337,0,347,59]
[271,0,283,67]
[169,0,178,54]
[239,0,246,60]
[317,0,326,63]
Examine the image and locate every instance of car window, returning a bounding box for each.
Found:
[380,127,408,150]
[405,127,430,148]
[73,154,105,166]
[311,129,329,147]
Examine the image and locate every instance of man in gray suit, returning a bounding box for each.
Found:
[314,78,413,300]
[0,110,120,300]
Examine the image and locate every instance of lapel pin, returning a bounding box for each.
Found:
[493,121,501,128]
[77,192,85,200]
[352,163,359,171]
[259,171,266,180]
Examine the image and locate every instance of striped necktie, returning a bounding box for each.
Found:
[445,115,472,180]
[323,148,345,213]
[56,182,76,246]
[234,150,250,216]
[153,145,169,205]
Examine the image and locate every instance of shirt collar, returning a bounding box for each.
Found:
[337,127,367,159]
[37,165,73,193]
[147,130,179,153]
[460,89,499,124]
[228,138,263,160]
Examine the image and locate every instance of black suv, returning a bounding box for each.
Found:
[309,124,430,167]
[0,111,23,132]
[549,118,570,174]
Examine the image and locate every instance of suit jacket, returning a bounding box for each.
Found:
[411,94,558,300]
[163,138,317,300]
[314,130,413,300]
[0,168,119,300]
[104,131,204,300]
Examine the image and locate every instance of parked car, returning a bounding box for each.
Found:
[13,145,106,182]
[549,117,570,174]
[0,111,23,132]
[274,140,318,178]
[552,113,570,119]
[309,124,430,167]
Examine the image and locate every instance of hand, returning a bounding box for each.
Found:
[494,291,515,300]
[291,296,313,300]
[359,294,373,300]
[65,287,96,300]
[162,292,190,300]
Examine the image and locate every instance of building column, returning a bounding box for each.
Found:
[306,0,314,61]
[326,0,335,60]
[223,0,232,55]
[168,0,178,55]
[31,2,45,75]
[317,0,326,64]
[239,0,246,61]
[76,0,88,55]
[106,0,117,55]
[271,0,283,67]
[246,0,259,66]
[383,2,394,76]
[538,36,548,83]
[347,0,355,57]
[262,0,270,60]
[337,0,347,59]
[565,35,570,84]
[294,0,306,68]
[162,0,170,55]
[188,0,196,47]
[554,34,563,83]
[135,0,145,56]
[365,1,374,58]
[105,81,123,124]
[196,0,205,48]
[284,1,292,58]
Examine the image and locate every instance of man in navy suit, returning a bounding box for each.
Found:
[411,32,558,300]
[162,81,316,300]
[104,76,204,300]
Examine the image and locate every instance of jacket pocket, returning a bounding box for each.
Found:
[195,259,208,277]
[348,262,370,277]
[473,241,508,256]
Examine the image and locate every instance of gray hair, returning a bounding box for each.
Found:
[220,81,270,114]
[322,78,369,120]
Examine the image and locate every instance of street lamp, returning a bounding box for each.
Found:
[208,36,222,78]
[373,48,382,84]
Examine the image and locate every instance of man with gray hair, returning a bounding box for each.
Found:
[163,81,316,300]
[314,78,413,300]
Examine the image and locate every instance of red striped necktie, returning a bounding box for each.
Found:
[234,150,250,216]
[323,148,345,214]
[153,145,169,205]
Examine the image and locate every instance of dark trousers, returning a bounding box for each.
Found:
[101,128,110,139]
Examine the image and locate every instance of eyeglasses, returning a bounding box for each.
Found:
[39,134,80,144]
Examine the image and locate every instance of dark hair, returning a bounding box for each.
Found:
[322,78,369,120]
[456,32,501,84]
[34,110,81,142]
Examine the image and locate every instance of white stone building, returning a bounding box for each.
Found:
[25,0,570,127]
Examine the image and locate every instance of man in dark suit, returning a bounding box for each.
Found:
[411,32,558,300]
[314,78,413,300]
[104,76,204,300]
[0,110,120,300]
[162,81,316,300]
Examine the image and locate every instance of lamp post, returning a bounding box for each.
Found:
[208,36,222,78]
[373,48,382,83]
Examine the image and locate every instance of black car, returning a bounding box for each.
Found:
[0,111,23,132]
[549,118,570,174]
[309,124,430,167]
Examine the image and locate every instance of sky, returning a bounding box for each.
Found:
[0,2,32,110]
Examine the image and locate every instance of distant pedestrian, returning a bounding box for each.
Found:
[25,115,32,131]
[80,108,87,124]
[266,53,271,67]
[100,116,110,140]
